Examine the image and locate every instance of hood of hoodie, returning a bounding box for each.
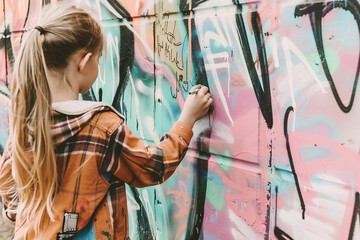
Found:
[51,100,124,147]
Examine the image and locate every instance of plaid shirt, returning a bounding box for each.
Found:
[0,100,193,240]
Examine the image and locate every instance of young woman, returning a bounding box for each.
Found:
[0,3,212,239]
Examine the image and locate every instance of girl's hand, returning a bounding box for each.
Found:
[178,85,213,128]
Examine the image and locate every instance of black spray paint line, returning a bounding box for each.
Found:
[284,107,305,219]
[275,186,278,226]
[264,182,271,240]
[295,0,360,113]
[0,36,8,89]
[185,129,212,240]
[265,137,273,240]
[0,26,15,89]
[153,22,157,124]
[189,18,209,88]
[98,88,103,102]
[105,0,135,111]
[235,12,273,129]
[0,144,4,156]
[182,16,212,240]
[274,186,294,240]
[128,187,154,240]
[348,192,360,240]
[274,225,294,239]
[268,140,273,167]
[173,8,212,238]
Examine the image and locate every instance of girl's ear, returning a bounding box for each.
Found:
[78,52,93,72]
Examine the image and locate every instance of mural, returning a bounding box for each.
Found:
[1,0,360,239]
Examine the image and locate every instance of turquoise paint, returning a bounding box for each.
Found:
[206,172,226,210]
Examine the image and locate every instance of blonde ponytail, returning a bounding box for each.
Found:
[9,3,104,233]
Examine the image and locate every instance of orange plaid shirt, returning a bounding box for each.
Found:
[0,101,193,239]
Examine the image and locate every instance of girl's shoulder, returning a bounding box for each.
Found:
[52,100,125,119]
[52,100,124,137]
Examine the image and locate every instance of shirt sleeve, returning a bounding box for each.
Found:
[102,121,193,188]
[0,140,17,222]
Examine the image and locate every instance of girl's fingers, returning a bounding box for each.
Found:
[190,84,202,91]
[199,86,208,95]
[205,93,211,100]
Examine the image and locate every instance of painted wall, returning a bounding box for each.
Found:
[1,0,360,239]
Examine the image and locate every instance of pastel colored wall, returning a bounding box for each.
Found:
[1,0,360,239]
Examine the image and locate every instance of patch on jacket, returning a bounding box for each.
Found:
[56,212,79,239]
[62,212,79,233]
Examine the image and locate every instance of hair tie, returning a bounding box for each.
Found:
[35,26,46,35]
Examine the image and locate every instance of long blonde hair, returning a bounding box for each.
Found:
[9,3,104,232]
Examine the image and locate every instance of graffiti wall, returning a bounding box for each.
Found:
[1,0,360,239]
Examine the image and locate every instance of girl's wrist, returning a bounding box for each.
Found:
[178,113,196,129]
